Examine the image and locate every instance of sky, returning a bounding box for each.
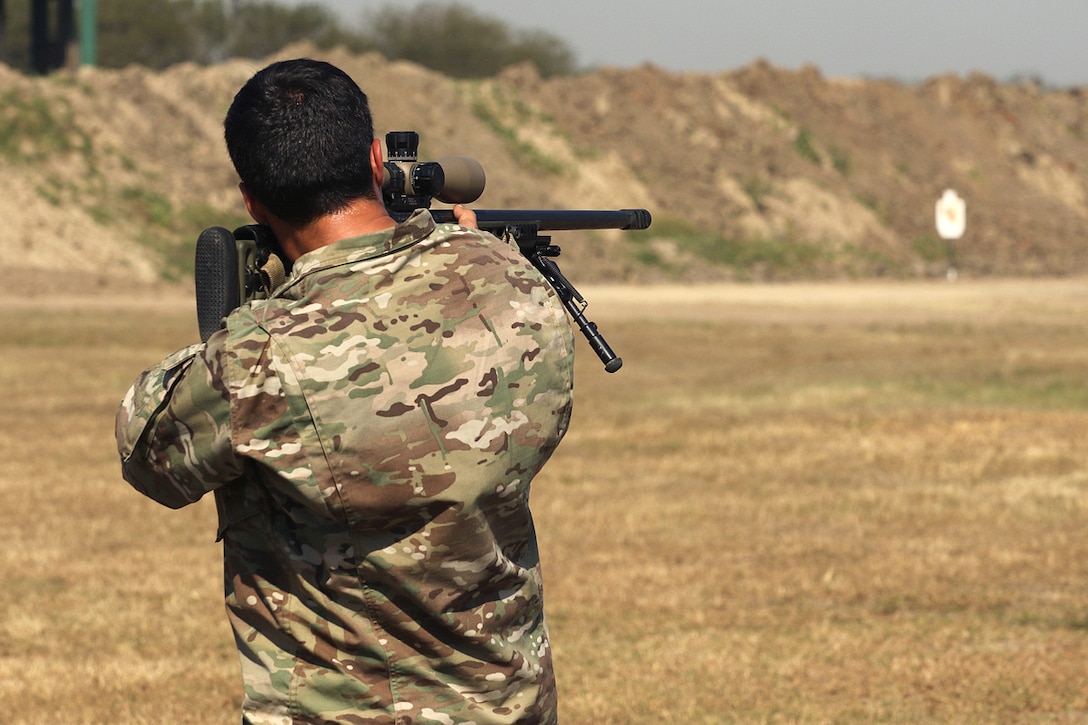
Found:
[281,0,1088,87]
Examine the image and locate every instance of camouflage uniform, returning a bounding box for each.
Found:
[116,210,575,724]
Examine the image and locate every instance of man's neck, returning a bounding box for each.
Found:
[273,199,397,262]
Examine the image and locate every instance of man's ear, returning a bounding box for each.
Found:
[369,139,385,190]
[238,182,269,224]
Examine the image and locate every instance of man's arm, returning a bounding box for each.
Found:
[115,336,243,509]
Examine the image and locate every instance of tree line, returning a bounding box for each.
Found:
[0,0,578,77]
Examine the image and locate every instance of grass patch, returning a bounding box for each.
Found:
[8,282,1088,723]
[913,233,955,264]
[632,215,829,278]
[855,192,890,223]
[467,83,567,175]
[111,189,252,281]
[741,175,773,211]
[0,88,92,164]
[792,126,822,165]
[830,145,851,175]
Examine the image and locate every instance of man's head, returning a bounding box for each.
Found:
[224,59,377,227]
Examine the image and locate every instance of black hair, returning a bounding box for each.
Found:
[223,59,376,226]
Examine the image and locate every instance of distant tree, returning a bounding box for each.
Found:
[0,0,576,77]
[503,28,578,77]
[0,0,213,70]
[0,1,33,70]
[362,2,577,78]
[187,0,233,64]
[95,0,365,68]
[96,0,204,69]
[225,1,372,61]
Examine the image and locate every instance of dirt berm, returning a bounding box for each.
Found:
[3,42,1088,293]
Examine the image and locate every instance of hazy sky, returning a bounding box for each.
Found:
[282,0,1088,86]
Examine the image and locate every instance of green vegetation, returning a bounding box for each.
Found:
[0,89,88,163]
[626,215,914,280]
[76,186,250,282]
[741,175,773,211]
[468,85,567,175]
[633,215,830,279]
[122,191,251,281]
[792,126,822,164]
[0,1,578,78]
[35,174,73,206]
[829,144,851,175]
[855,192,889,222]
[912,232,954,264]
[366,3,576,79]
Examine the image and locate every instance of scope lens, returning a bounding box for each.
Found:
[411,162,445,196]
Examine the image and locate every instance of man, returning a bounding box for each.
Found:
[116,58,575,724]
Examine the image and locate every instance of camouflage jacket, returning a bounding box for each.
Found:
[116,210,575,724]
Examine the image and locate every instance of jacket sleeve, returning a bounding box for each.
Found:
[115,334,243,509]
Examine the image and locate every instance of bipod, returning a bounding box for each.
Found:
[504,223,622,373]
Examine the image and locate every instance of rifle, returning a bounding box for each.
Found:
[194,131,652,373]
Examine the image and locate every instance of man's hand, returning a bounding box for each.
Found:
[452,204,478,229]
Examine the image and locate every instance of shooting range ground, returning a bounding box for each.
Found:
[3,278,1088,722]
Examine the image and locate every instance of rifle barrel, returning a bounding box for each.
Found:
[430,208,651,231]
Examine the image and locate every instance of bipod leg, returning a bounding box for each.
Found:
[507,224,622,372]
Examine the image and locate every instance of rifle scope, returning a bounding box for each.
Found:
[383,131,486,216]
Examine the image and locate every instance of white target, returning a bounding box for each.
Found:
[935,189,966,240]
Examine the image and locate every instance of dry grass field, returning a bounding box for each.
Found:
[4,278,1088,723]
